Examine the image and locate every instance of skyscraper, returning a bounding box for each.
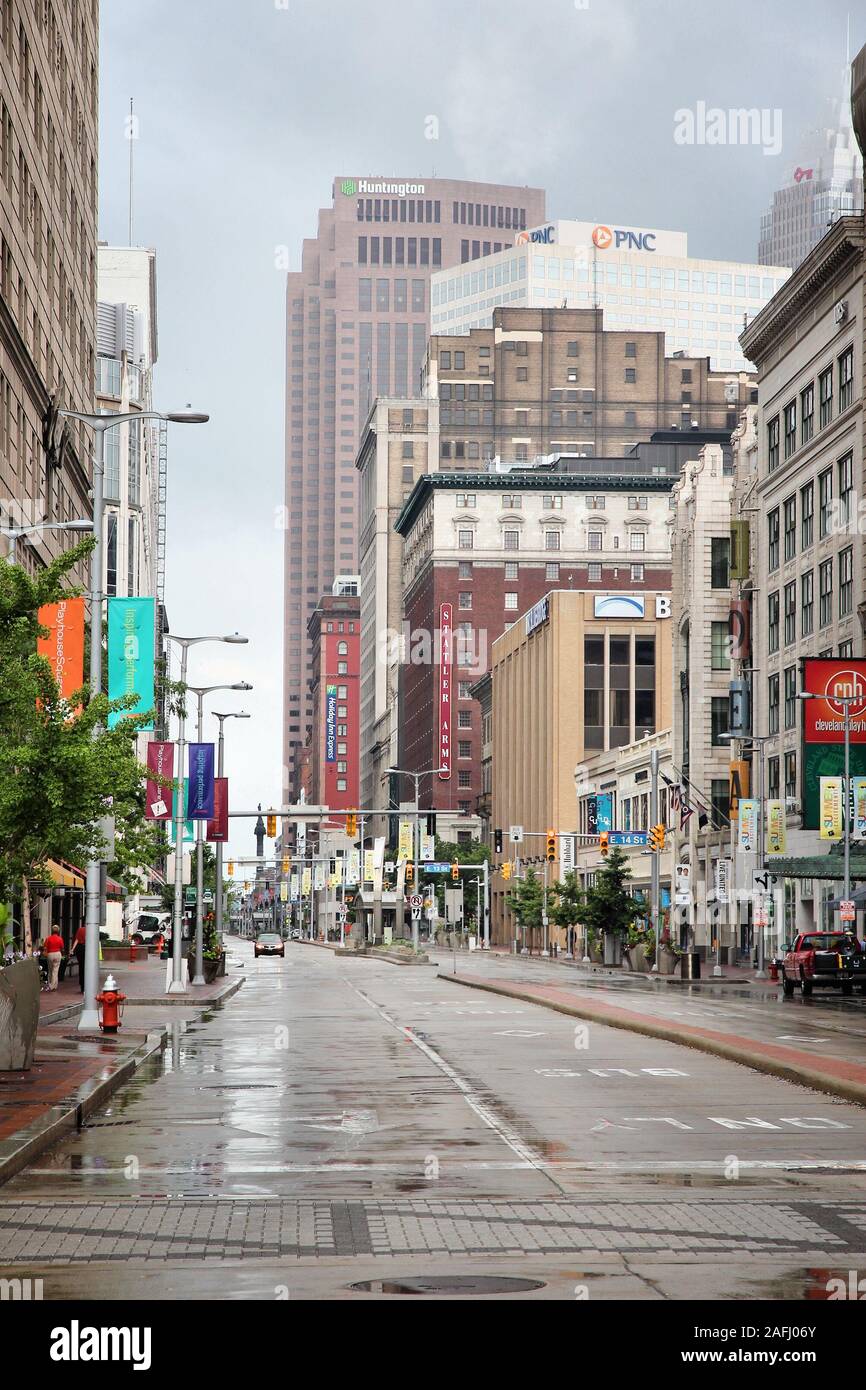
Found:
[758,55,863,269]
[282,176,546,801]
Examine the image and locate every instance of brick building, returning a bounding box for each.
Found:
[425,306,756,467]
[304,579,361,817]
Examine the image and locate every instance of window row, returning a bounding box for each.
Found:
[767,455,853,569]
[767,549,853,650]
[766,347,854,471]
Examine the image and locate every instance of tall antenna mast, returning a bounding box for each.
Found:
[128,97,135,245]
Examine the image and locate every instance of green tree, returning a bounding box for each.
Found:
[0,543,159,898]
[506,866,545,941]
[568,847,644,939]
[550,869,584,935]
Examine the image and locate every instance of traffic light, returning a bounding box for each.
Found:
[494,828,503,854]
[546,829,556,862]
[649,823,666,853]
[405,864,414,884]
[227,861,234,876]
[282,856,290,874]
[266,813,277,837]
[346,810,357,837]
[599,831,609,857]
[451,861,459,881]
[426,813,436,837]
[501,861,512,881]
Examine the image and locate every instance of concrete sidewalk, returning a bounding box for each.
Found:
[442,971,866,1109]
[40,949,245,1018]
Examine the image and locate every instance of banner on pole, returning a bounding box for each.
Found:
[170,786,194,844]
[819,777,843,840]
[854,777,866,841]
[207,778,229,842]
[738,799,758,853]
[363,849,374,884]
[325,684,337,763]
[187,743,215,820]
[107,597,155,729]
[290,872,299,902]
[438,602,453,779]
[347,849,360,885]
[398,820,413,862]
[145,741,174,820]
[559,833,576,881]
[37,597,85,705]
[765,799,786,855]
[302,867,311,897]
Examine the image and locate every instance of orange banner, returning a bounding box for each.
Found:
[37,598,85,702]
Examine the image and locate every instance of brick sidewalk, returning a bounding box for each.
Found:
[444,973,866,1107]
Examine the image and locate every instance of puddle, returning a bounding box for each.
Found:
[350,1275,546,1296]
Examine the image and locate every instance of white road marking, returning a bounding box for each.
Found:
[346,980,563,1191]
[20,1157,866,1177]
[776,1035,833,1044]
[493,1029,548,1037]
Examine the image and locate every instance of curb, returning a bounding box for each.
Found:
[120,975,245,1008]
[40,1000,84,1026]
[300,940,432,966]
[0,1028,168,1189]
[440,972,866,1110]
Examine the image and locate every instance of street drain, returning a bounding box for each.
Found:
[350,1276,545,1296]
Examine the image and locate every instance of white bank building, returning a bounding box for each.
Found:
[431,219,790,374]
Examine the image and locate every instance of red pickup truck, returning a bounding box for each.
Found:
[781,931,866,997]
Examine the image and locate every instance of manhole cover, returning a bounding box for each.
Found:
[349,1276,545,1296]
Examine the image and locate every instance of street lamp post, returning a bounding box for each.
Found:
[212,711,250,947]
[386,766,447,952]
[163,635,248,993]
[185,684,252,984]
[59,408,208,1029]
[1,519,94,566]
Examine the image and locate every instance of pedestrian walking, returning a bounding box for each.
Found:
[43,927,64,991]
[73,923,86,993]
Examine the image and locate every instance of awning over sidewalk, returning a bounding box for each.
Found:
[764,853,866,880]
[38,860,86,889]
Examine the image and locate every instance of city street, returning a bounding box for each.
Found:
[3,942,866,1300]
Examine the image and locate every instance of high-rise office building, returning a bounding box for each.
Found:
[282,176,547,802]
[758,58,863,269]
[0,0,99,585]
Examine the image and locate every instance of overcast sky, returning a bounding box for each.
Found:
[97,0,860,862]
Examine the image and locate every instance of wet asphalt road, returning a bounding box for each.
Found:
[4,940,866,1299]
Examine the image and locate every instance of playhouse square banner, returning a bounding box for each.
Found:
[802,658,866,830]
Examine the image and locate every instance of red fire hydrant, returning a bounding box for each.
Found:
[769,960,779,982]
[129,941,137,963]
[96,975,126,1034]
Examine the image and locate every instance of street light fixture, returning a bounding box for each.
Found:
[211,712,251,944]
[162,634,248,993]
[57,408,210,1030]
[719,729,776,978]
[185,682,253,984]
[386,765,448,952]
[1,519,94,566]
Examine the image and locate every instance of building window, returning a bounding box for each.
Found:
[459,592,472,610]
[458,741,471,758]
[504,592,518,611]
[503,530,520,551]
[768,674,780,735]
[543,495,563,510]
[458,770,472,789]
[625,342,636,357]
[767,756,780,800]
[819,557,833,627]
[819,468,833,538]
[625,367,636,383]
[711,696,728,746]
[402,440,414,459]
[801,481,814,549]
[801,569,813,635]
[458,530,474,550]
[628,531,646,552]
[784,751,797,802]
[458,710,472,729]
[455,493,476,508]
[768,508,779,570]
[783,581,796,646]
[504,561,519,580]
[588,562,602,581]
[768,590,779,653]
[784,665,797,729]
[840,546,853,617]
[711,621,729,670]
[801,382,814,444]
[783,400,797,459]
[819,366,833,428]
[783,497,796,562]
[588,531,603,552]
[501,494,522,509]
[545,530,561,551]
[440,351,451,369]
[630,563,644,581]
[767,415,780,472]
[458,682,472,698]
[710,536,729,589]
[838,452,853,529]
[839,346,854,413]
[459,561,472,578]
[627,496,648,511]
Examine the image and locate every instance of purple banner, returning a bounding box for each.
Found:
[187,742,215,820]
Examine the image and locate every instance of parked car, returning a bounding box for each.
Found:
[254,932,285,958]
[290,929,301,941]
[781,931,866,997]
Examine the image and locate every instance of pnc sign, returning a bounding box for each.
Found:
[516,224,556,245]
[592,224,657,252]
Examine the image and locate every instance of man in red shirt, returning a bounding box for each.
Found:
[43,929,64,991]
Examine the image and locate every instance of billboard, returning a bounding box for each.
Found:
[802,658,866,830]
[325,684,337,763]
[438,603,453,779]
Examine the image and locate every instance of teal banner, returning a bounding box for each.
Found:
[170,785,195,845]
[107,597,155,730]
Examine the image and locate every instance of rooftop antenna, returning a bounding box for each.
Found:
[128,97,135,246]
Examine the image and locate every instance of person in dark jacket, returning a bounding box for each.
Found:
[73,923,86,993]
